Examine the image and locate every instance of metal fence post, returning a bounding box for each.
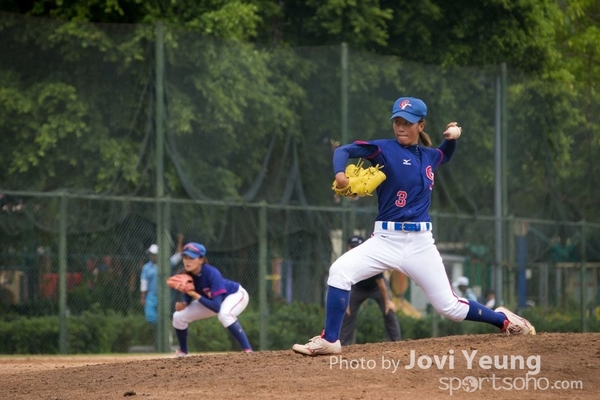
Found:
[258,201,268,349]
[494,68,504,305]
[157,198,171,352]
[58,192,68,354]
[431,210,439,336]
[580,221,588,332]
[155,21,169,352]
[340,42,350,245]
[513,220,529,311]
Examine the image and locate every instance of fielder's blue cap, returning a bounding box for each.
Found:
[390,97,427,123]
[182,242,207,259]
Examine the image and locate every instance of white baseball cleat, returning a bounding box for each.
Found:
[292,335,342,356]
[496,306,536,335]
[174,349,190,358]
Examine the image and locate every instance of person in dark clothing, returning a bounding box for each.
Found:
[339,235,401,345]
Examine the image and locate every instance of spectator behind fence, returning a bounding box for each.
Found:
[452,276,478,302]
[140,239,185,351]
[140,244,160,326]
[480,289,496,309]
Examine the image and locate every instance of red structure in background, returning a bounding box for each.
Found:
[40,273,83,298]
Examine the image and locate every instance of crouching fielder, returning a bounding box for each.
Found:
[172,242,252,356]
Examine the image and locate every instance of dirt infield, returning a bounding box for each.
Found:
[1,332,598,399]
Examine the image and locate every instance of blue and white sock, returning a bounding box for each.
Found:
[227,320,252,351]
[464,300,506,329]
[175,328,188,353]
[323,286,350,343]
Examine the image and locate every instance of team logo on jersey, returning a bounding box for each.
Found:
[426,166,434,190]
[403,159,411,165]
[398,99,412,110]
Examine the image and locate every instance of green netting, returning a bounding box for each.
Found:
[0,12,153,195]
[1,194,599,353]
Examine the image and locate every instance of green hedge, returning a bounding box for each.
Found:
[0,307,153,354]
[353,301,599,342]
[0,302,598,354]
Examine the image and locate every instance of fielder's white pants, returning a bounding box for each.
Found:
[327,224,469,321]
[172,287,249,329]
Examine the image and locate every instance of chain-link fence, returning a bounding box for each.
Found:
[1,13,599,354]
[1,193,598,353]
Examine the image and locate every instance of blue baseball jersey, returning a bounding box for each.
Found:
[184,264,240,305]
[333,139,456,222]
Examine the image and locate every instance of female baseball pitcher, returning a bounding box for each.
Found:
[293,96,535,356]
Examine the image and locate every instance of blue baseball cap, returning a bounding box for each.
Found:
[390,97,427,123]
[182,242,207,259]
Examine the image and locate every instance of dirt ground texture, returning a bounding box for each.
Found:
[1,332,598,399]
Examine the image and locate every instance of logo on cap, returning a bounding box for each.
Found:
[390,97,427,123]
[399,99,412,110]
[182,242,207,259]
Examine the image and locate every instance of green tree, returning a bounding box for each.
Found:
[1,0,600,223]
[0,14,154,193]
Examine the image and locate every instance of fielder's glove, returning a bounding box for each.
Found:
[166,274,195,293]
[332,159,386,197]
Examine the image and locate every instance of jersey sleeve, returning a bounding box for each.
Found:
[436,139,457,165]
[209,270,228,297]
[183,292,193,303]
[199,293,226,313]
[140,264,148,292]
[422,140,455,170]
[198,266,228,312]
[332,141,381,174]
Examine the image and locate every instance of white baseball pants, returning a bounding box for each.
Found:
[172,287,249,329]
[327,224,469,321]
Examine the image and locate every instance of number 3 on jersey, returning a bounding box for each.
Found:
[395,166,434,207]
[395,191,407,207]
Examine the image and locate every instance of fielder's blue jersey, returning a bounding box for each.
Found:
[184,264,240,304]
[333,139,456,222]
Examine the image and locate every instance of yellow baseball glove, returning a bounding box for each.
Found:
[332,159,386,197]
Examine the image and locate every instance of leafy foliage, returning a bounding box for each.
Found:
[0,1,599,222]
